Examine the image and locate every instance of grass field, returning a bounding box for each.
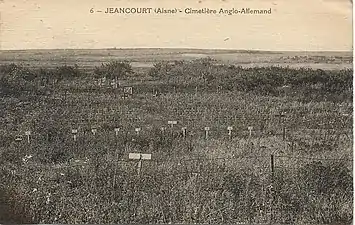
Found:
[0,48,352,70]
[0,49,353,224]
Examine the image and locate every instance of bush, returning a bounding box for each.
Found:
[94,61,133,80]
[53,64,81,82]
[148,62,173,78]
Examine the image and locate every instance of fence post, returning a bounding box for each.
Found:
[270,154,275,224]
[112,147,120,198]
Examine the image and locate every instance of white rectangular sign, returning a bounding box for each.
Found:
[128,153,152,160]
[168,121,177,125]
[124,86,133,94]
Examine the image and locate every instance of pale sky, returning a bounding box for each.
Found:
[0,0,353,51]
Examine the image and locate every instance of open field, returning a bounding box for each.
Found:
[0,49,352,70]
[0,50,353,224]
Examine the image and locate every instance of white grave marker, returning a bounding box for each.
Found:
[124,86,133,95]
[72,129,78,141]
[160,127,166,134]
[168,120,177,128]
[25,131,31,143]
[182,127,187,138]
[15,136,23,142]
[128,153,152,176]
[128,153,152,160]
[204,127,210,140]
[114,127,120,136]
[227,126,233,139]
[91,128,97,135]
[153,89,158,97]
[111,80,118,89]
[135,127,141,135]
[247,126,253,137]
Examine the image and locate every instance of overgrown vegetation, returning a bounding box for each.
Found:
[149,58,352,100]
[94,61,133,80]
[0,59,352,224]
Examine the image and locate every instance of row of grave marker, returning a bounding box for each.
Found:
[17,122,262,143]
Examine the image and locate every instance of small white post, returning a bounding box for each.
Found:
[248,126,253,138]
[114,127,120,136]
[227,126,233,140]
[204,127,210,140]
[168,121,177,136]
[153,89,158,97]
[25,131,31,144]
[160,127,166,135]
[72,129,78,141]
[91,128,97,136]
[182,127,187,139]
[135,128,141,136]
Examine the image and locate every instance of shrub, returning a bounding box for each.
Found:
[148,62,173,78]
[53,64,81,82]
[94,61,133,80]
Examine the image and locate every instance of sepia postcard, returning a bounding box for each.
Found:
[0,0,353,224]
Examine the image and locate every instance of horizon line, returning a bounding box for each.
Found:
[0,47,353,53]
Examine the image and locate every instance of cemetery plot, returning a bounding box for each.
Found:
[0,58,352,224]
